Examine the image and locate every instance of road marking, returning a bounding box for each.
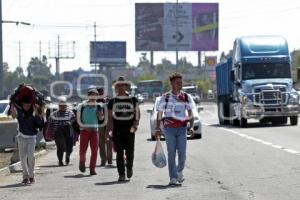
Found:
[203,122,300,155]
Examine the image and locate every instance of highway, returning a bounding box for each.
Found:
[0,102,300,200]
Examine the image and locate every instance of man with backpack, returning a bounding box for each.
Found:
[96,87,113,166]
[155,72,195,186]
[105,76,140,182]
[77,88,103,175]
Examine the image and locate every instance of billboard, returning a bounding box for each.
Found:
[135,3,218,51]
[90,41,126,64]
[205,56,217,67]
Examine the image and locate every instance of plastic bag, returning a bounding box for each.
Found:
[152,140,167,168]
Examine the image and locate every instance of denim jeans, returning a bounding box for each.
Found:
[164,127,187,180]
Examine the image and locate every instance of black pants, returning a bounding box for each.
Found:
[54,126,73,162]
[113,129,135,176]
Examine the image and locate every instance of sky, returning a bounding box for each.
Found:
[3,0,300,74]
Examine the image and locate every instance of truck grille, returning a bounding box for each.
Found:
[254,86,287,106]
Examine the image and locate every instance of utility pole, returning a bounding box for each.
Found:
[39,40,42,60]
[0,0,3,98]
[18,41,21,68]
[93,22,97,72]
[49,35,75,80]
[175,0,179,72]
[55,35,60,79]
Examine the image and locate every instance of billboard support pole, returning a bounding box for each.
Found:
[175,0,179,72]
[198,51,201,68]
[150,51,154,73]
[93,22,97,73]
[0,0,3,98]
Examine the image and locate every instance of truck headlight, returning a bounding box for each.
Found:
[241,96,252,104]
[289,93,299,104]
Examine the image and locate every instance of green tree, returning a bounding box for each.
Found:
[163,79,170,92]
[27,56,53,78]
[196,79,213,95]
[27,55,54,89]
[137,73,156,81]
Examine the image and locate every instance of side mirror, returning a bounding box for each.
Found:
[230,70,235,81]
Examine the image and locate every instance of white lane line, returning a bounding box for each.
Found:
[203,123,300,155]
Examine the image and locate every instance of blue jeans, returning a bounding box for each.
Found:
[164,127,187,180]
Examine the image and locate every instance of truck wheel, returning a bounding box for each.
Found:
[290,116,298,126]
[240,117,247,128]
[233,119,240,126]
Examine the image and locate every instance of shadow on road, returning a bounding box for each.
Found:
[64,174,91,178]
[95,180,130,186]
[0,183,30,188]
[39,164,62,168]
[146,184,182,189]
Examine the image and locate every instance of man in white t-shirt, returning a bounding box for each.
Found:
[155,72,194,186]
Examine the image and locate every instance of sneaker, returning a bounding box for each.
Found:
[79,162,86,173]
[22,178,29,185]
[177,172,185,183]
[90,171,97,176]
[169,178,177,186]
[29,177,35,184]
[118,174,126,182]
[126,168,133,179]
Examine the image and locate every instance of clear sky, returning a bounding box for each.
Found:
[3,0,300,74]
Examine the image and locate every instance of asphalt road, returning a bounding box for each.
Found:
[0,102,300,200]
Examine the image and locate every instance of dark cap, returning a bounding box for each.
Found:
[96,87,104,95]
[114,76,130,87]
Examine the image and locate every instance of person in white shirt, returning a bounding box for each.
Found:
[155,72,194,186]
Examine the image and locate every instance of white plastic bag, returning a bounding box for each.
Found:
[152,140,167,168]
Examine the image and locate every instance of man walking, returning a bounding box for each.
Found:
[155,72,194,185]
[97,87,113,166]
[106,76,140,182]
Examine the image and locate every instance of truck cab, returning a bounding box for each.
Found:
[217,35,299,127]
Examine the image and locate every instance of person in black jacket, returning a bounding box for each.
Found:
[106,76,140,182]
[11,96,44,185]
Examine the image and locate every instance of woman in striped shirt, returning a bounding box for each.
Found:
[49,96,75,166]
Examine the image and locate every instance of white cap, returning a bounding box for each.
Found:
[58,96,67,105]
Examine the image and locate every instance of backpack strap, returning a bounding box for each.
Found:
[183,92,189,103]
[164,92,171,111]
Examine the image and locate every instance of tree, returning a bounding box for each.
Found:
[137,73,156,81]
[196,79,214,95]
[27,56,53,78]
[26,56,54,89]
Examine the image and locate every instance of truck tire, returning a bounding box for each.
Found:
[240,117,247,128]
[233,119,240,126]
[290,116,298,126]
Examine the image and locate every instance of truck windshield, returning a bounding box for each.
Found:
[242,62,291,80]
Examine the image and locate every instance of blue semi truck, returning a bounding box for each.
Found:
[216,35,299,127]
